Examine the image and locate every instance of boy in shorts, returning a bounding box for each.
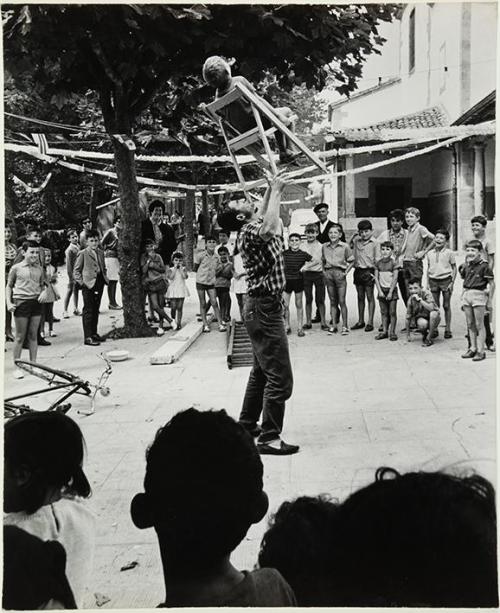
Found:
[401,207,435,305]
[426,229,456,339]
[215,246,234,324]
[283,233,312,337]
[351,220,377,332]
[374,241,399,341]
[322,225,354,335]
[130,408,296,607]
[202,56,297,164]
[460,239,494,362]
[470,215,495,350]
[301,224,327,330]
[406,278,441,347]
[194,236,226,333]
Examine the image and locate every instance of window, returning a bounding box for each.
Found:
[409,8,415,73]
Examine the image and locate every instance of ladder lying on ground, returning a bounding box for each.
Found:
[227,320,253,369]
[204,82,327,200]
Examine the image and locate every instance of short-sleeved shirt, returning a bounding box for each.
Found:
[460,257,494,290]
[195,251,220,286]
[352,236,377,268]
[5,242,17,272]
[322,241,354,270]
[159,568,297,607]
[403,223,433,261]
[375,257,399,289]
[215,261,234,288]
[7,261,44,301]
[238,219,285,296]
[283,248,312,280]
[427,247,456,279]
[406,288,439,319]
[474,233,496,264]
[301,240,323,273]
[377,228,408,266]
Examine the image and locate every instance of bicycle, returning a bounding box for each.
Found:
[4,354,112,419]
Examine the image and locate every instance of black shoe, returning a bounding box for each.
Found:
[52,317,61,323]
[303,324,312,330]
[38,338,51,346]
[257,440,300,455]
[84,338,100,346]
[311,316,321,324]
[92,334,106,343]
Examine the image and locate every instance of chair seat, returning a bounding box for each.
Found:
[228,126,277,152]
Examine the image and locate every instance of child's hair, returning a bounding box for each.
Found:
[465,239,483,251]
[379,241,394,251]
[144,238,156,249]
[408,277,422,286]
[218,246,229,255]
[4,412,91,514]
[328,224,342,235]
[205,235,217,243]
[86,230,99,240]
[131,408,266,572]
[288,232,301,241]
[357,219,373,231]
[435,228,450,240]
[82,217,91,225]
[305,224,318,233]
[218,230,229,238]
[66,229,77,239]
[259,495,339,606]
[405,206,421,218]
[148,200,164,214]
[28,227,41,236]
[23,240,39,251]
[328,468,498,607]
[389,208,405,222]
[171,251,184,263]
[471,215,488,227]
[202,56,231,82]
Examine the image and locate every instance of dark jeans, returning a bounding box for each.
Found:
[402,260,423,305]
[240,294,293,443]
[81,276,105,340]
[216,286,231,322]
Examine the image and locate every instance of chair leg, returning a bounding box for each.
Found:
[251,105,278,175]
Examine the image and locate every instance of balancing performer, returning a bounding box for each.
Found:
[219,174,299,456]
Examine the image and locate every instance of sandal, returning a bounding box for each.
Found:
[297,329,305,337]
[202,325,210,333]
[341,327,349,336]
[389,334,398,341]
[328,326,337,334]
[422,338,434,347]
[351,322,365,330]
[375,332,388,340]
[444,330,453,339]
[219,325,227,332]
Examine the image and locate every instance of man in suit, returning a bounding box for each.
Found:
[141,200,178,266]
[73,231,108,346]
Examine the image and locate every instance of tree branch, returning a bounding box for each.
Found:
[129,51,181,117]
[90,37,124,88]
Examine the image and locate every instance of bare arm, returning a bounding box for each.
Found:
[259,175,287,242]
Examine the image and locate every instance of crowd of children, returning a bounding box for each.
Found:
[279,207,495,360]
[4,408,497,608]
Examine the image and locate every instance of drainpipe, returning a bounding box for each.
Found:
[452,144,459,250]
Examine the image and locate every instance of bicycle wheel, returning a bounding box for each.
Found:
[15,360,82,386]
[4,401,32,419]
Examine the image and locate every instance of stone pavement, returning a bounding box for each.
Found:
[3,272,496,609]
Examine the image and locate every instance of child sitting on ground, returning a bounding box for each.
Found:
[283,233,312,337]
[374,241,399,341]
[4,412,96,607]
[141,239,174,335]
[130,408,296,607]
[301,224,328,330]
[166,251,189,330]
[460,239,495,362]
[351,220,377,332]
[202,56,298,164]
[231,242,247,322]
[405,278,440,346]
[215,246,234,324]
[194,236,226,333]
[426,228,456,339]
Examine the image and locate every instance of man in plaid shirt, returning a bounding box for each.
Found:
[218,174,299,456]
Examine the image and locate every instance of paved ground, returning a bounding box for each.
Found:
[3,270,496,609]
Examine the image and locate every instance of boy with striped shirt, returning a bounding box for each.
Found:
[283,233,312,337]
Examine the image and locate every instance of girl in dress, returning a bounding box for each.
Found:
[40,249,59,338]
[166,251,190,329]
[4,224,17,342]
[141,239,173,335]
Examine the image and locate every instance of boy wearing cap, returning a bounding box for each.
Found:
[351,219,377,332]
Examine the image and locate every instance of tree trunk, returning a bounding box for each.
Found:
[112,139,151,337]
[184,191,195,271]
[5,181,17,242]
[201,189,210,236]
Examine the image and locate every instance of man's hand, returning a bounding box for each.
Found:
[447,282,454,293]
[7,303,16,313]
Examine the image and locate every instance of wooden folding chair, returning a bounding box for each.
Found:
[204,82,327,200]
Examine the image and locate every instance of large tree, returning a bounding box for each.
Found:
[3,3,397,337]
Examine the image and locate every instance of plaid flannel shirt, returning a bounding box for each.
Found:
[238,219,285,296]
